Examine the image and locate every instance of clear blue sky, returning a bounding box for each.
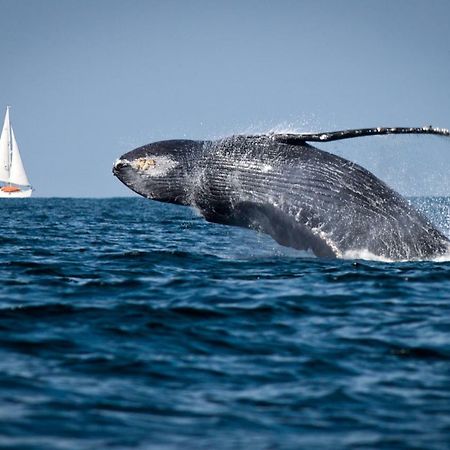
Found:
[1,0,449,197]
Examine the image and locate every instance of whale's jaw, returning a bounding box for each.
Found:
[112,141,202,205]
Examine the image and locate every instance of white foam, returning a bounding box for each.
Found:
[341,249,396,263]
[430,243,450,262]
[341,243,450,263]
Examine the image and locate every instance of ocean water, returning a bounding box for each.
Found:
[0,197,449,450]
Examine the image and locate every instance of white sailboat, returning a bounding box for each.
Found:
[0,106,32,197]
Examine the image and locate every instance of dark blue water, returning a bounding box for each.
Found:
[0,198,449,450]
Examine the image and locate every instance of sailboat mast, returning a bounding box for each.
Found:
[0,106,13,184]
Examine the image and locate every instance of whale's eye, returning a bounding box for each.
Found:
[133,157,157,171]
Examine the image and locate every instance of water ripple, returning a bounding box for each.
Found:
[0,198,448,450]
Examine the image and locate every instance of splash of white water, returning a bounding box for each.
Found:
[342,243,450,263]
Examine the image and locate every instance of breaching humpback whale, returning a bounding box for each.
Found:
[113,126,450,260]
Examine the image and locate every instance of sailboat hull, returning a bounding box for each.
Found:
[0,188,32,198]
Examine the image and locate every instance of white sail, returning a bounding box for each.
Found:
[0,107,11,183]
[9,127,30,186]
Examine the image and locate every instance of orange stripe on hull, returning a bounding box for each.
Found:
[1,186,21,193]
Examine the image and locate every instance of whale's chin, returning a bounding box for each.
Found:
[112,160,147,197]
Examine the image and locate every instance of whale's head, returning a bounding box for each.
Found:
[113,139,205,204]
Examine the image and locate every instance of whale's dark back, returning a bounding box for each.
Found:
[194,136,448,260]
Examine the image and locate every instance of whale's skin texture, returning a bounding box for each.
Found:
[113,135,449,260]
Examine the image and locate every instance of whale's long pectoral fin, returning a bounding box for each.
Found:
[201,201,337,258]
[267,126,450,145]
